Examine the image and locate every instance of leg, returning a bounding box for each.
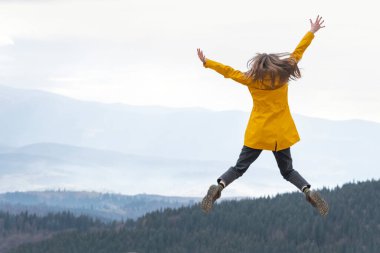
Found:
[218,145,262,187]
[273,148,329,216]
[201,145,262,213]
[272,148,310,191]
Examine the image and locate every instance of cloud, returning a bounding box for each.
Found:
[0,35,14,46]
[0,0,80,2]
[0,0,379,123]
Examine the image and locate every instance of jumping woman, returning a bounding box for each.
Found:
[198,15,328,216]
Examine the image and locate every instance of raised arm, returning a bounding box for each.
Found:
[197,48,250,86]
[291,15,325,62]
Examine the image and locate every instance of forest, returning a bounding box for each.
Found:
[4,179,380,253]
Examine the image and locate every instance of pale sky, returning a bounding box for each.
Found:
[0,0,379,122]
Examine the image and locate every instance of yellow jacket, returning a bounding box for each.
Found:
[203,31,315,151]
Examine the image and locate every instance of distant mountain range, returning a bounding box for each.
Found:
[0,85,379,197]
[0,190,199,221]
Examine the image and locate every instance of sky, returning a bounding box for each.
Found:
[0,0,379,123]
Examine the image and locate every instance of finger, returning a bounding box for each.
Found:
[320,25,326,28]
[315,15,319,23]
[320,20,325,25]
[318,16,323,24]
[310,19,313,25]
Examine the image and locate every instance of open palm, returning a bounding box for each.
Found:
[310,15,325,33]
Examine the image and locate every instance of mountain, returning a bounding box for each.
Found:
[0,190,199,221]
[0,142,229,196]
[7,179,380,253]
[0,85,379,196]
[0,85,246,161]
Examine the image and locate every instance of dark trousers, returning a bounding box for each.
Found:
[217,145,310,191]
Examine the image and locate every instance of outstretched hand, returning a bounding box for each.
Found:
[309,15,325,33]
[197,48,206,64]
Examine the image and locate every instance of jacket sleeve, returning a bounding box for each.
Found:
[203,59,251,86]
[290,31,315,62]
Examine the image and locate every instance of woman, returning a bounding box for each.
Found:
[198,16,328,216]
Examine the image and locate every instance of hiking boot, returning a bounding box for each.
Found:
[304,189,329,216]
[201,184,223,213]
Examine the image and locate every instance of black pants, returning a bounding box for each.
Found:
[217,145,310,191]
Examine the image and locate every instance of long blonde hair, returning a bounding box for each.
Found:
[245,53,301,89]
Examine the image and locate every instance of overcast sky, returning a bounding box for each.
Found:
[0,0,379,122]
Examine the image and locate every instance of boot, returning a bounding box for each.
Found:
[304,188,329,216]
[201,184,223,213]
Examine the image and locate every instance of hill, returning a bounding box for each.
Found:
[8,179,380,253]
[0,211,107,253]
[0,190,199,221]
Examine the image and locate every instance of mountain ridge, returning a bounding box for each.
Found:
[0,190,200,221]
[0,85,379,197]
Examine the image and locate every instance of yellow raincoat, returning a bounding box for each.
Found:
[203,31,315,151]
